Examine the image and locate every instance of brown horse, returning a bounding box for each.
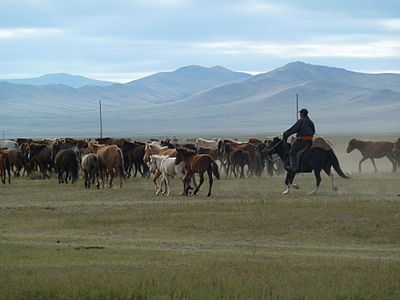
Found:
[0,151,11,184]
[346,139,396,172]
[81,153,100,189]
[175,148,220,197]
[87,142,125,188]
[218,139,262,176]
[224,144,250,178]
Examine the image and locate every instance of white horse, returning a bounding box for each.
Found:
[195,138,220,149]
[149,155,185,196]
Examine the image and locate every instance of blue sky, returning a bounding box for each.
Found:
[1,0,400,82]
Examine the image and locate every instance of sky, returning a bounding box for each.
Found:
[1,0,400,82]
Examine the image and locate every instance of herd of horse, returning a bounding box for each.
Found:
[0,136,399,196]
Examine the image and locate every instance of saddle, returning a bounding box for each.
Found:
[295,145,312,173]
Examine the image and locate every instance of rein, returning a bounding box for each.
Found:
[267,139,284,153]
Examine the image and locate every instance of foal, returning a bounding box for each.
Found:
[175,148,220,197]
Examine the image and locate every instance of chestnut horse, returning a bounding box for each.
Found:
[87,142,125,188]
[175,148,220,197]
[346,139,397,172]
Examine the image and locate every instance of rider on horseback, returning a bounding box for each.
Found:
[283,108,315,171]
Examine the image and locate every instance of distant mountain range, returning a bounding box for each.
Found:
[0,62,399,137]
[0,73,115,88]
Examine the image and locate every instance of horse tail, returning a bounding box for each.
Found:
[71,155,79,182]
[327,150,350,178]
[211,160,220,180]
[118,149,126,181]
[5,155,11,172]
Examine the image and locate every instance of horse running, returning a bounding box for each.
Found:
[149,155,185,196]
[346,139,397,172]
[175,148,220,197]
[267,137,349,195]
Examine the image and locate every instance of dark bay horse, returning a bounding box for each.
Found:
[346,139,396,172]
[267,137,349,194]
[175,148,220,197]
[54,149,79,184]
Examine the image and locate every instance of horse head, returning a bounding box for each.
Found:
[346,138,357,153]
[175,147,195,165]
[266,137,286,159]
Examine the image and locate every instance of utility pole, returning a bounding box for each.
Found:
[99,100,103,138]
[296,93,299,121]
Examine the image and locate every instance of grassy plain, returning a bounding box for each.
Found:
[1,134,400,299]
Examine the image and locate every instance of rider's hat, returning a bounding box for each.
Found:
[299,108,308,115]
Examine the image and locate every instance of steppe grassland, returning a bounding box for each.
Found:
[1,134,399,299]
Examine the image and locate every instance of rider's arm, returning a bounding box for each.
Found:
[283,120,301,140]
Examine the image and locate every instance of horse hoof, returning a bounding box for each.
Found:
[292,184,300,190]
[308,191,317,195]
[282,190,290,195]
[332,187,338,191]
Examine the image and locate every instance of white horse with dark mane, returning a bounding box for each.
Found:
[149,155,185,196]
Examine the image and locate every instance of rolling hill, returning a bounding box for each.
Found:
[0,62,399,137]
[0,73,115,88]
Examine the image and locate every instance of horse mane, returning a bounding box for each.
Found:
[177,147,196,158]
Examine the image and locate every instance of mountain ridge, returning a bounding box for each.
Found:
[0,62,399,137]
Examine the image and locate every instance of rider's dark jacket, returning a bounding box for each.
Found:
[283,116,315,154]
[283,116,315,140]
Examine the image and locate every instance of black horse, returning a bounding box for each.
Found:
[267,137,349,194]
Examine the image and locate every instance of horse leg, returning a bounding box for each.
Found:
[370,158,377,173]
[309,168,322,195]
[182,172,192,196]
[359,157,367,173]
[84,170,89,188]
[193,172,204,195]
[156,175,164,195]
[164,175,171,196]
[387,156,397,172]
[232,163,237,177]
[153,169,161,190]
[7,166,11,184]
[226,161,231,177]
[207,168,213,197]
[240,163,245,179]
[95,170,100,189]
[323,165,337,191]
[109,170,114,188]
[283,171,296,195]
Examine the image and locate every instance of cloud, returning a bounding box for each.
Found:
[197,40,400,58]
[0,28,63,39]
[379,18,400,30]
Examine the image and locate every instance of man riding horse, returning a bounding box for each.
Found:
[283,108,315,171]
